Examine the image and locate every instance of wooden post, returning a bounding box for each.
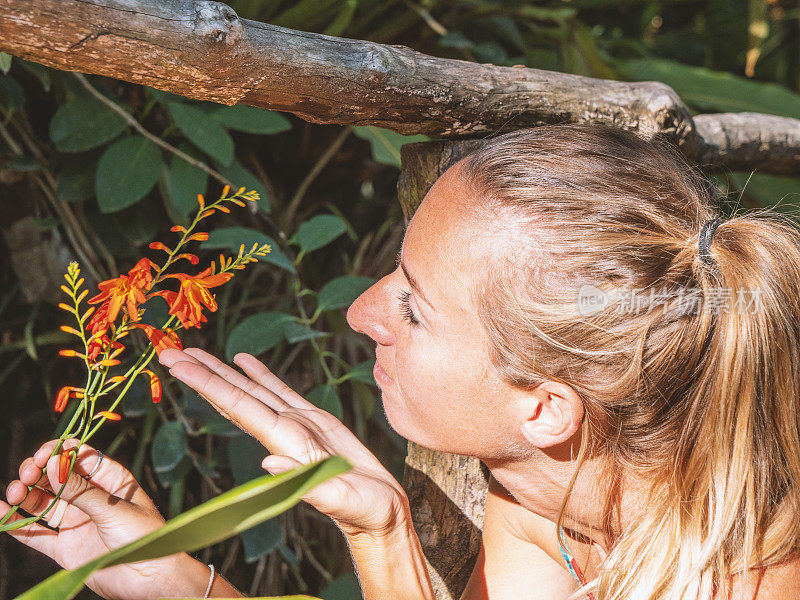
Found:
[398,138,491,600]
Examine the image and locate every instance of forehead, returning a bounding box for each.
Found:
[402,162,508,314]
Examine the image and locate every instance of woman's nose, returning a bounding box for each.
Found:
[346,278,393,346]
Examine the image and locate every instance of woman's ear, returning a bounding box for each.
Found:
[519,380,584,448]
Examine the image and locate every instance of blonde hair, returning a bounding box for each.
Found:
[460,124,800,600]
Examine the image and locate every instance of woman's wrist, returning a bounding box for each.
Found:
[161,553,244,599]
[344,518,435,600]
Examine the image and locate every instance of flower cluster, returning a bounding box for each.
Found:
[0,186,271,533]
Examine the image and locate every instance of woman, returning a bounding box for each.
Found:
[4,124,800,600]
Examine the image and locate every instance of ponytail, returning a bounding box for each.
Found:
[594,212,800,600]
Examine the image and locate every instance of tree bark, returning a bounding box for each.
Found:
[398,138,491,600]
[2,0,799,175]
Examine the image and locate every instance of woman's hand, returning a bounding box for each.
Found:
[3,439,218,600]
[158,348,412,539]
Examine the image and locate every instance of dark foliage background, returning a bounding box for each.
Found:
[1,1,798,598]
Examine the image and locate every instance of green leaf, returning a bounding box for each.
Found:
[213,158,271,213]
[350,126,429,168]
[151,421,188,475]
[347,359,376,386]
[145,86,189,105]
[49,98,128,153]
[0,76,25,114]
[227,435,283,561]
[167,102,234,166]
[439,32,473,50]
[88,194,160,256]
[225,311,293,361]
[614,58,800,118]
[120,371,154,418]
[203,226,294,273]
[0,53,12,75]
[208,104,291,135]
[240,518,283,563]
[156,454,193,489]
[281,320,330,344]
[323,0,358,37]
[183,393,241,437]
[56,156,97,202]
[320,572,360,600]
[306,384,343,421]
[95,136,163,212]
[167,144,209,222]
[289,214,347,254]
[228,435,268,483]
[271,0,340,30]
[18,59,51,91]
[15,457,349,600]
[317,276,374,312]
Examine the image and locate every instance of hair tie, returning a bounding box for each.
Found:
[698,217,724,268]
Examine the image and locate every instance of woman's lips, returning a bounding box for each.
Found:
[373,360,393,386]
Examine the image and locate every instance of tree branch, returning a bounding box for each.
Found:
[2,0,799,174]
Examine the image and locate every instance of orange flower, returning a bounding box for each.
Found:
[58,450,72,484]
[142,369,162,403]
[130,324,183,357]
[54,386,86,412]
[55,386,75,412]
[96,411,121,421]
[127,258,157,291]
[152,266,233,329]
[91,358,121,369]
[87,258,156,324]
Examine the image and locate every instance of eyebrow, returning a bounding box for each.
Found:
[395,250,435,311]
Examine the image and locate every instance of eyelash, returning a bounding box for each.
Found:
[397,290,420,326]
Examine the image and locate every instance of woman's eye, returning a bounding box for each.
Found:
[397,291,419,326]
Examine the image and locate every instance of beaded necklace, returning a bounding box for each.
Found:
[558,525,597,600]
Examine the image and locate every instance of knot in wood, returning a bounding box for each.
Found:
[192,1,242,45]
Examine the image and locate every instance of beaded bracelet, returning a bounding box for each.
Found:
[203,564,216,599]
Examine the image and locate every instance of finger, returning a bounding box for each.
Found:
[169,359,278,434]
[10,484,71,528]
[180,347,289,411]
[6,480,25,506]
[233,353,315,410]
[18,458,44,487]
[33,440,62,468]
[57,440,155,511]
[0,499,57,558]
[157,348,202,369]
[261,454,304,474]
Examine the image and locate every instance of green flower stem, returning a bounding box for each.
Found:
[84,344,158,443]
[291,274,335,385]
